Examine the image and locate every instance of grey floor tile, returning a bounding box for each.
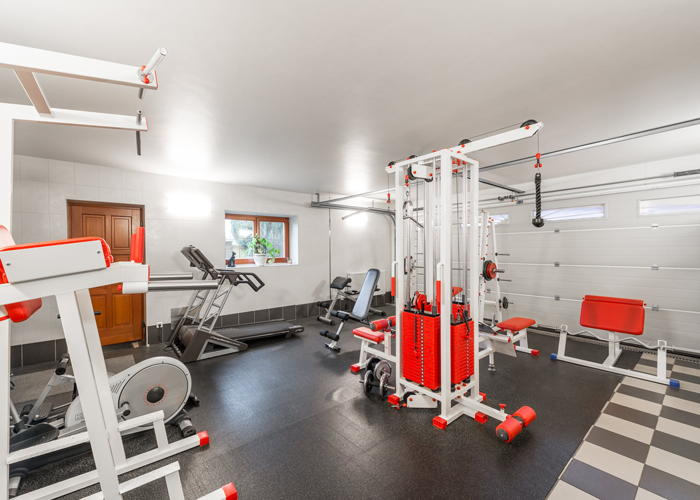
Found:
[660,406,700,429]
[604,402,659,429]
[651,431,700,463]
[639,465,700,500]
[561,460,637,500]
[617,384,665,404]
[586,426,650,463]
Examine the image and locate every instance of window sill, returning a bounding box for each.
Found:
[225,263,297,269]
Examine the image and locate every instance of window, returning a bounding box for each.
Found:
[638,195,700,216]
[490,213,510,225]
[533,204,606,222]
[225,214,289,265]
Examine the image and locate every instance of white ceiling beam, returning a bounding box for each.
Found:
[0,42,157,89]
[1,103,148,131]
[14,70,51,116]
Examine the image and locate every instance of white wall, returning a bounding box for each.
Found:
[478,154,700,351]
[9,155,391,346]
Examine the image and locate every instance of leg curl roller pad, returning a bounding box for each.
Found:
[495,406,536,443]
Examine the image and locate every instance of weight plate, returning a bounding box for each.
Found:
[366,357,380,374]
[363,371,374,396]
[374,359,392,379]
[379,373,390,399]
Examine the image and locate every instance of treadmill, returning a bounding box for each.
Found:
[167,246,304,363]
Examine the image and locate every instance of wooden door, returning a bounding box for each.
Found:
[69,203,144,345]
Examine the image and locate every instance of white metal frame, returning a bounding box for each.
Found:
[476,212,536,369]
[354,328,396,371]
[0,43,231,500]
[385,122,542,429]
[553,325,680,388]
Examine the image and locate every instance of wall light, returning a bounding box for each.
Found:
[167,193,212,216]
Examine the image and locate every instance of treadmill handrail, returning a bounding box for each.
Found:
[218,269,265,292]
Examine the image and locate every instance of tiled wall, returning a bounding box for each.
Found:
[9,155,392,366]
[149,292,393,344]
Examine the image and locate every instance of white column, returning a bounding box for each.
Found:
[0,116,14,497]
[469,160,481,400]
[394,166,404,398]
[56,291,123,500]
[439,152,452,416]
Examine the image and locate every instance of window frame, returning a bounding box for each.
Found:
[225,213,290,265]
[489,212,510,225]
[637,195,700,217]
[531,203,607,223]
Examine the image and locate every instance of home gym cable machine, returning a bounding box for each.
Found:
[384,122,541,440]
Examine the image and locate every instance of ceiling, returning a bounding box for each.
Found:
[2,1,700,195]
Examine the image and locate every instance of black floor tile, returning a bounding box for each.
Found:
[15,311,627,500]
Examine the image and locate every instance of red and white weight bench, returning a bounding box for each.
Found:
[551,295,680,388]
[350,316,396,373]
[478,316,538,371]
[0,227,234,499]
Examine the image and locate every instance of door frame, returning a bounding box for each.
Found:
[67,200,147,343]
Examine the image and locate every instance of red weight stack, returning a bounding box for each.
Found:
[402,312,473,390]
[450,320,474,383]
[402,311,441,390]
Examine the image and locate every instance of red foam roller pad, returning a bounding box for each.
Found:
[496,416,522,443]
[513,406,536,427]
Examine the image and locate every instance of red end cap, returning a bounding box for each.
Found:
[117,284,123,291]
[350,364,361,373]
[433,416,447,430]
[531,349,540,356]
[536,153,541,160]
[479,391,486,402]
[198,431,210,446]
[387,394,400,406]
[222,483,238,500]
[475,412,488,424]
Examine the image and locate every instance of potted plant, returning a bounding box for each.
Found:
[248,234,280,266]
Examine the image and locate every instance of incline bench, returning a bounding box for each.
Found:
[551,295,680,388]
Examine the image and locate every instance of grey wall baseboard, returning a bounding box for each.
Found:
[18,292,396,368]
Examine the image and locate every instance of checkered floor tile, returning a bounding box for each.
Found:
[548,354,700,500]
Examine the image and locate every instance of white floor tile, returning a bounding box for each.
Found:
[574,441,644,485]
[656,417,700,445]
[632,364,672,378]
[621,376,668,395]
[642,352,673,364]
[611,392,662,416]
[547,480,598,500]
[646,446,700,486]
[676,380,700,395]
[672,364,700,376]
[664,395,700,415]
[635,487,666,500]
[595,413,654,444]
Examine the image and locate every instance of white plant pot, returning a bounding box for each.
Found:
[253,254,267,266]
